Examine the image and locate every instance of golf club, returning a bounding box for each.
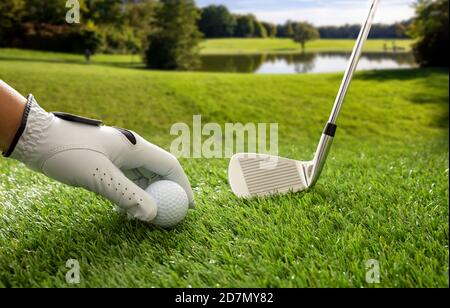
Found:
[228,0,380,198]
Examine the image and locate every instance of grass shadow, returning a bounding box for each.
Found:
[359,68,449,129]
[358,67,448,82]
[271,48,299,52]
[437,112,450,130]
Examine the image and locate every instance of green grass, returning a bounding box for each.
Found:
[0,51,448,287]
[200,38,414,55]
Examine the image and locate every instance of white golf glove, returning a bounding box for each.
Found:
[3,95,195,222]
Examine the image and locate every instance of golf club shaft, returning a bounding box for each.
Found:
[309,0,379,187]
[328,0,379,124]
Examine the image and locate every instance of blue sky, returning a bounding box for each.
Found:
[196,0,416,25]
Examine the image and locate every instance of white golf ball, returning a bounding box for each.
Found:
[145,180,189,228]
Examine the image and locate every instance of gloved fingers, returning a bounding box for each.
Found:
[161,164,195,209]
[42,149,158,222]
[99,162,158,222]
[122,169,151,190]
[133,137,196,208]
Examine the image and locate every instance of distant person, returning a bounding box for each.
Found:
[383,43,388,52]
[84,49,92,62]
[0,80,195,222]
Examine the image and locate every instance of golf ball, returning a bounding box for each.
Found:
[145,180,189,228]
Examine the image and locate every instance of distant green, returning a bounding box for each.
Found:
[200,38,415,54]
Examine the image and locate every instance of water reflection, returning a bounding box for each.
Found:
[198,52,417,74]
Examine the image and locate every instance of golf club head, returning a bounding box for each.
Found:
[228,153,313,198]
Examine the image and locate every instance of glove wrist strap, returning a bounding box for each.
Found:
[5,95,54,165]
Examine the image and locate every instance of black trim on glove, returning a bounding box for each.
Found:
[3,96,32,158]
[53,112,102,127]
[114,127,137,145]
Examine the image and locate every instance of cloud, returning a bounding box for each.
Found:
[196,0,416,25]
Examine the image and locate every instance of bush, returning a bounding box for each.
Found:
[1,22,144,55]
[0,0,153,54]
[97,26,141,54]
[4,23,101,53]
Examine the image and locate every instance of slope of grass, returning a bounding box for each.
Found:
[0,55,448,287]
[200,38,414,55]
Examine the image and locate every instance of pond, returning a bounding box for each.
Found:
[198,52,417,74]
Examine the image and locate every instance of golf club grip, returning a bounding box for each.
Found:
[328,0,379,124]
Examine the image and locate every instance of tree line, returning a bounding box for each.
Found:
[0,0,412,55]
[319,21,411,39]
[0,0,156,53]
[198,5,411,39]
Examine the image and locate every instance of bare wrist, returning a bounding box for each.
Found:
[0,80,27,152]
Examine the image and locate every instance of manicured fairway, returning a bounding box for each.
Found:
[0,50,448,287]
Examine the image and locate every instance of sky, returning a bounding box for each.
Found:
[196,0,416,26]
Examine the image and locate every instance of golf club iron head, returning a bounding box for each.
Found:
[228,126,335,198]
[228,154,312,198]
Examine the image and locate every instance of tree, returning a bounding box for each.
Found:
[285,21,294,38]
[122,0,157,52]
[318,24,359,39]
[21,0,68,24]
[292,22,320,52]
[84,0,125,25]
[254,20,267,38]
[275,22,294,38]
[261,22,277,38]
[0,0,25,27]
[0,0,25,45]
[234,15,255,38]
[199,5,236,38]
[408,0,449,67]
[318,22,412,39]
[145,0,202,70]
[262,22,277,38]
[270,24,278,38]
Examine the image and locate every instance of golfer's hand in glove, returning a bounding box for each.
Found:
[3,95,195,222]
